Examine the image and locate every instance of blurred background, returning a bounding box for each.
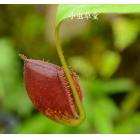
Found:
[0,4,140,134]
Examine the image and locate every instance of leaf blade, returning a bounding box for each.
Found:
[56,4,140,26]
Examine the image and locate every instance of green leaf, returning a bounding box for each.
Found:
[112,18,140,51]
[0,38,20,101]
[99,51,121,78]
[114,113,140,134]
[81,78,134,96]
[56,4,140,26]
[4,82,33,116]
[68,56,95,78]
[89,97,119,133]
[0,39,33,116]
[15,114,66,134]
[121,90,140,116]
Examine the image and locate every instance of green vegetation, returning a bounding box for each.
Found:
[0,5,140,134]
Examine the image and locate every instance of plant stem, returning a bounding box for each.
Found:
[55,24,85,126]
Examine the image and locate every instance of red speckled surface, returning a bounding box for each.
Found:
[23,59,83,122]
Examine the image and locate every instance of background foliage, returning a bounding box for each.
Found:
[0,5,140,134]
